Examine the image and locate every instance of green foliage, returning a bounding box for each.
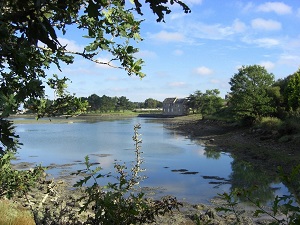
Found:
[256,117,283,130]
[284,69,300,111]
[0,152,44,199]
[0,119,20,154]
[82,94,141,113]
[144,98,163,108]
[229,65,275,122]
[188,89,224,116]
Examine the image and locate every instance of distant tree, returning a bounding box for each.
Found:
[99,95,117,112]
[116,96,131,112]
[284,69,300,111]
[266,86,283,117]
[87,94,101,111]
[187,93,198,114]
[229,65,275,122]
[200,89,224,116]
[187,90,203,114]
[144,98,162,108]
[188,89,223,116]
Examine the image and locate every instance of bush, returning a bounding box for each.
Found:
[0,152,45,199]
[257,117,283,130]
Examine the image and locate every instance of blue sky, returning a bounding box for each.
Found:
[49,0,300,102]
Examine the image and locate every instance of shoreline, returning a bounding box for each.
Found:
[8,114,300,224]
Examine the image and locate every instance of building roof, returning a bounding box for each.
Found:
[163,97,187,104]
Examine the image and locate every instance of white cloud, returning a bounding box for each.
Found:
[182,18,249,42]
[260,61,275,70]
[195,66,213,76]
[251,18,281,31]
[170,13,186,20]
[243,37,280,48]
[168,82,186,87]
[185,0,203,5]
[210,79,220,84]
[255,38,280,48]
[232,19,247,32]
[135,50,157,59]
[257,2,292,15]
[238,2,255,13]
[279,54,300,66]
[58,37,83,52]
[150,31,184,42]
[172,49,184,56]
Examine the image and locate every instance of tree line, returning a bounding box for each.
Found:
[187,65,300,125]
[24,95,163,113]
[81,95,163,113]
[22,65,300,121]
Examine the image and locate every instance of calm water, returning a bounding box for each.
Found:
[13,117,289,204]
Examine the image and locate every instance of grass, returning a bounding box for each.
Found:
[256,116,283,130]
[0,200,35,225]
[9,110,140,124]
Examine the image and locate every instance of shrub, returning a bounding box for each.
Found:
[0,152,45,199]
[257,117,283,130]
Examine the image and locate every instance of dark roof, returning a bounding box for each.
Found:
[163,97,177,104]
[163,97,187,104]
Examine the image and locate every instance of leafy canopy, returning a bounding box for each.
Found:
[188,89,223,116]
[284,68,300,111]
[229,65,275,120]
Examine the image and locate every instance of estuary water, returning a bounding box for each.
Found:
[13,117,290,204]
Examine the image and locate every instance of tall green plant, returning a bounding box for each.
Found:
[73,124,181,224]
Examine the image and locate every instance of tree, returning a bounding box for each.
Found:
[0,0,190,153]
[229,65,275,122]
[116,96,131,112]
[187,89,223,116]
[200,89,224,116]
[284,68,300,111]
[99,95,118,113]
[144,98,162,108]
[87,94,101,111]
[187,90,202,114]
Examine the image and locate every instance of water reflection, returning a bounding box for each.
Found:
[229,160,278,203]
[203,146,221,160]
[12,117,292,204]
[201,148,289,204]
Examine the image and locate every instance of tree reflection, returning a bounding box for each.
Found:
[204,146,221,159]
[230,160,279,203]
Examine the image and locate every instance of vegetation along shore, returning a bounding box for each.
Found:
[1,0,300,224]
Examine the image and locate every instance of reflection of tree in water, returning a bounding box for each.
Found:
[280,166,300,204]
[204,146,221,159]
[230,160,280,204]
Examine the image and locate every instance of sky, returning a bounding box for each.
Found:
[49,0,300,102]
